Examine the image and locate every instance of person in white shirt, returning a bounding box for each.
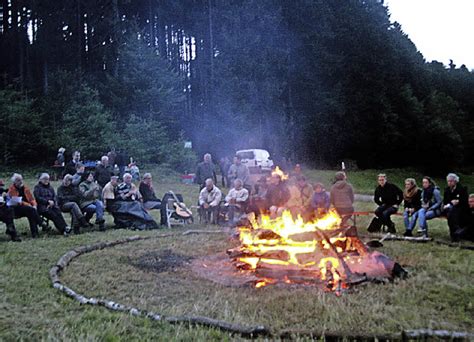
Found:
[225,179,249,223]
[199,178,222,224]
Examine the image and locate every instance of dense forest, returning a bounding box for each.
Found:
[0,0,473,172]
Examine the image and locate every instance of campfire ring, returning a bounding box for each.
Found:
[49,231,474,340]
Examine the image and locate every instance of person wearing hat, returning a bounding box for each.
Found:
[0,179,21,241]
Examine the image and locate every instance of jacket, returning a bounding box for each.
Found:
[8,184,37,207]
[403,189,422,211]
[227,164,250,185]
[225,187,249,204]
[443,183,469,210]
[311,191,330,210]
[374,182,403,207]
[421,186,442,213]
[139,182,159,202]
[330,181,354,209]
[79,181,102,208]
[57,184,82,207]
[266,183,290,207]
[195,162,217,185]
[199,186,222,207]
[287,183,313,208]
[33,183,58,212]
[64,160,79,177]
[95,164,114,188]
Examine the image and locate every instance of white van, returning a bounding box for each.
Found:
[236,149,274,171]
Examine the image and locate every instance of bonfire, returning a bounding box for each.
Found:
[227,210,406,293]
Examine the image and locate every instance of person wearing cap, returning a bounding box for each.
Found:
[33,173,71,235]
[0,180,21,241]
[8,173,45,238]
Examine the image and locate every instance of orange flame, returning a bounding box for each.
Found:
[271,166,289,181]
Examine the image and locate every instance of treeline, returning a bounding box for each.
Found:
[0,0,473,173]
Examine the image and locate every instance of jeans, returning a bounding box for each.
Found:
[375,205,398,226]
[83,200,105,221]
[403,210,420,231]
[418,208,438,232]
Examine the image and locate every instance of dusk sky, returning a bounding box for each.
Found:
[385,0,474,69]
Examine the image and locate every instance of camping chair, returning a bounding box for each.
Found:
[163,191,193,228]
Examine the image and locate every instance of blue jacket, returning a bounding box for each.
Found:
[311,191,330,210]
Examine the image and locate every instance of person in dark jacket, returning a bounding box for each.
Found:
[95,156,115,188]
[371,174,403,233]
[0,180,21,241]
[71,163,87,186]
[63,150,81,177]
[330,172,354,225]
[442,173,469,241]
[139,173,161,210]
[402,178,422,237]
[115,150,128,178]
[417,176,442,237]
[79,172,105,231]
[266,174,290,219]
[453,194,474,242]
[195,153,217,189]
[57,174,89,234]
[34,173,70,234]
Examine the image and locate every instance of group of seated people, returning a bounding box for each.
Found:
[1,154,164,242]
[197,164,474,243]
[370,173,473,242]
[197,170,356,227]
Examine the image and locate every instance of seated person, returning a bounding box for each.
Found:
[116,173,142,202]
[248,176,269,217]
[71,163,87,186]
[57,174,90,234]
[312,183,330,218]
[330,172,355,226]
[402,178,422,237]
[0,180,20,241]
[370,174,403,233]
[34,173,71,235]
[139,173,161,210]
[79,172,105,231]
[417,176,442,237]
[453,194,474,242]
[225,179,249,223]
[198,178,222,224]
[287,175,313,221]
[95,155,115,188]
[442,173,469,241]
[8,173,45,238]
[104,175,158,230]
[128,162,140,181]
[265,174,290,219]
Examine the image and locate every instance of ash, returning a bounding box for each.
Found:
[130,249,193,273]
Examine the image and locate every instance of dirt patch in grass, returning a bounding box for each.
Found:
[130,249,194,273]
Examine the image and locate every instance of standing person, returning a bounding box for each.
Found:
[8,173,45,238]
[56,147,66,166]
[219,157,231,188]
[453,194,474,242]
[34,173,71,235]
[195,153,217,189]
[0,180,21,241]
[79,172,105,231]
[442,173,469,241]
[330,171,354,226]
[64,151,81,177]
[198,178,222,224]
[417,176,442,237]
[95,156,114,188]
[115,150,128,178]
[139,173,161,210]
[227,155,250,188]
[369,174,403,233]
[107,148,117,168]
[402,178,422,237]
[57,175,90,234]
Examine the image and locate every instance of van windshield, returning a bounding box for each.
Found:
[236,151,255,159]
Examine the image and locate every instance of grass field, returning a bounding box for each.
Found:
[1,167,473,340]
